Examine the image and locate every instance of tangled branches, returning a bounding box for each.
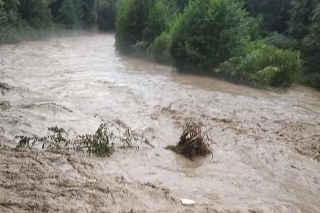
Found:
[166,121,212,160]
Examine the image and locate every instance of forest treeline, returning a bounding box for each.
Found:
[0,0,319,89]
[0,0,117,43]
[115,0,320,89]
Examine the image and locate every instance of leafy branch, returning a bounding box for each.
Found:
[16,121,147,157]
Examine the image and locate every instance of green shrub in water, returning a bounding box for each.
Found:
[221,41,303,87]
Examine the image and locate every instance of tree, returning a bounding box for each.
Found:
[115,0,152,53]
[0,0,21,26]
[143,0,170,45]
[0,2,9,42]
[97,0,118,31]
[49,0,64,20]
[57,0,79,29]
[18,0,53,29]
[244,0,291,34]
[0,0,25,43]
[170,0,252,71]
[171,0,189,11]
[302,3,320,75]
[81,0,97,29]
[288,0,318,40]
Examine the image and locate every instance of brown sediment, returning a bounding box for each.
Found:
[0,34,320,212]
[0,147,226,213]
[0,147,168,212]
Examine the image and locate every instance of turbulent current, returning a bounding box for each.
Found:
[0,34,320,213]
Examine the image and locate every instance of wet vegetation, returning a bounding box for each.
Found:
[166,121,211,160]
[16,121,144,157]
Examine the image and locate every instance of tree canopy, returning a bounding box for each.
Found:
[170,0,252,70]
[0,0,117,43]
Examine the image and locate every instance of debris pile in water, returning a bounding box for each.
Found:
[166,121,211,159]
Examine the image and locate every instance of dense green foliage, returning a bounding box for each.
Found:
[81,0,97,29]
[288,0,318,40]
[0,0,38,43]
[114,0,320,89]
[221,41,302,87]
[170,0,252,70]
[97,0,118,31]
[57,0,79,29]
[0,0,117,43]
[244,0,292,34]
[115,0,178,54]
[115,0,151,53]
[18,0,53,29]
[148,31,173,63]
[301,3,320,88]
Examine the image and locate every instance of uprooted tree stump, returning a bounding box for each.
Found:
[166,121,211,159]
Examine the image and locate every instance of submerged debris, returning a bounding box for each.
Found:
[295,140,320,162]
[16,120,148,157]
[166,121,211,159]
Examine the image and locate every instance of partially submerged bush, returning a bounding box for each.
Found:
[16,121,145,157]
[221,41,303,87]
[166,121,211,160]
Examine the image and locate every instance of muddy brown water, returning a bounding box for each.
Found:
[0,34,320,213]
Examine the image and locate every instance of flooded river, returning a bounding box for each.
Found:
[0,34,320,213]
